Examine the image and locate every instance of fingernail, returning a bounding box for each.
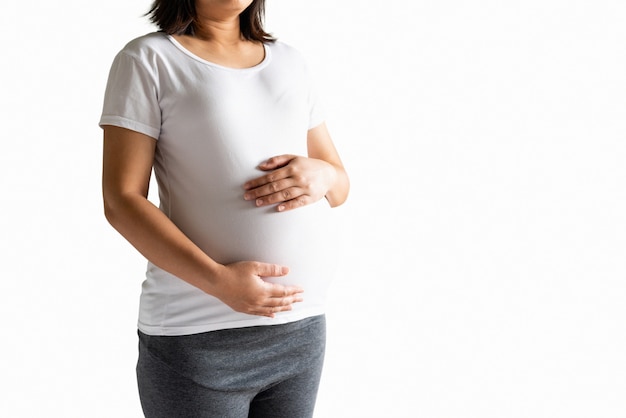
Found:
[243,193,251,200]
[256,199,263,206]
[277,205,285,211]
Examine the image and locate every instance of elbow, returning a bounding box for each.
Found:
[103,197,121,228]
[328,198,347,208]
[327,171,350,208]
[102,190,150,231]
[328,192,349,208]
[102,192,132,229]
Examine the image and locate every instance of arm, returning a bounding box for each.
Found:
[102,125,303,317]
[243,122,350,211]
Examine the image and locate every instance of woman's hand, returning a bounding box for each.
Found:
[210,261,303,318]
[243,154,337,212]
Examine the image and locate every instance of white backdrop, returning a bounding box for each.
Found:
[1,1,624,417]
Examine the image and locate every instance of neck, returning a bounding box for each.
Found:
[194,8,244,45]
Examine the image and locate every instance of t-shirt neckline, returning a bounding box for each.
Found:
[166,34,271,72]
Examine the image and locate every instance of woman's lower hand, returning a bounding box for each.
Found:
[243,154,336,212]
[211,261,303,318]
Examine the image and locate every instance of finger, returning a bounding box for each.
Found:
[263,296,302,313]
[261,187,304,206]
[243,165,291,190]
[253,187,305,208]
[244,178,295,201]
[253,304,294,318]
[257,154,297,171]
[264,294,304,307]
[277,195,311,212]
[247,308,277,318]
[255,263,290,278]
[266,283,304,298]
[248,290,303,317]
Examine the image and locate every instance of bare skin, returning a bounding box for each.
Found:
[172,0,264,69]
[102,0,349,317]
[244,123,349,211]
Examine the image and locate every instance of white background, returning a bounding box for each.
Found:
[1,1,624,417]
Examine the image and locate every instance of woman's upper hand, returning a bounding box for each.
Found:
[243,154,337,212]
[209,261,303,318]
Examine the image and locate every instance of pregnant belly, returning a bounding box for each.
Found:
[170,194,341,299]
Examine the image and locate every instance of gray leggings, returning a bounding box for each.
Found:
[137,315,326,418]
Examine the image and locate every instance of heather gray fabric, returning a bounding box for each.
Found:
[137,315,326,418]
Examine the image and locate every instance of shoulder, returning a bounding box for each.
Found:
[116,32,171,60]
[266,40,309,69]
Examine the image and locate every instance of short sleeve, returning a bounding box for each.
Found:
[99,51,161,140]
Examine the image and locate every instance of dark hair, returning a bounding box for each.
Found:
[147,0,275,42]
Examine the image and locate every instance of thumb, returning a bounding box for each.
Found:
[256,263,290,278]
[258,154,297,170]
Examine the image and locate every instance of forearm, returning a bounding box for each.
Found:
[104,193,221,292]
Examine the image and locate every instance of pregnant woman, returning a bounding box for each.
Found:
[99,0,349,417]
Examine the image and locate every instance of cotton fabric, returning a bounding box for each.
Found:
[100,33,340,335]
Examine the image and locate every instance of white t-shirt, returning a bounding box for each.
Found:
[100,32,341,336]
